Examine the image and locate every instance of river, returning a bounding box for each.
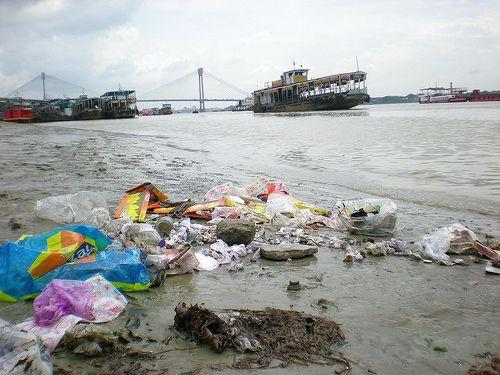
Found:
[0,102,499,374]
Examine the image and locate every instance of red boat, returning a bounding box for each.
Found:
[3,107,33,122]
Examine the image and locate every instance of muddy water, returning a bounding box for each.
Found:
[0,102,499,374]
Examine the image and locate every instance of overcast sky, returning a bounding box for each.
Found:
[1,0,499,100]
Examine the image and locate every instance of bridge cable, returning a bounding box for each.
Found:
[204,71,250,97]
[141,70,198,98]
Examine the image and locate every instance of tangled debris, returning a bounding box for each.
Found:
[468,353,499,375]
[174,302,349,371]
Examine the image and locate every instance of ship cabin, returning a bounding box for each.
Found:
[100,90,137,113]
[254,69,367,108]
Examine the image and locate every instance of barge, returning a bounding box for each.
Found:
[253,67,369,113]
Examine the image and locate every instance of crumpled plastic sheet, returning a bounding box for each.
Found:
[128,223,162,247]
[204,182,246,202]
[243,177,269,197]
[0,318,52,375]
[16,274,127,351]
[212,206,241,220]
[364,239,407,256]
[84,207,110,229]
[418,223,479,263]
[265,193,298,217]
[202,239,252,267]
[343,248,364,262]
[33,279,94,327]
[34,191,108,225]
[194,252,219,271]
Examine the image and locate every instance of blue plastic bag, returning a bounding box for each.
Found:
[0,225,149,302]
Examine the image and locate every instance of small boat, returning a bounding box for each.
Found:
[2,107,32,123]
[253,67,369,113]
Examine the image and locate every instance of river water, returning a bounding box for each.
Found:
[0,102,499,374]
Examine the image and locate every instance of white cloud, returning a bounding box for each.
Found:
[1,0,500,98]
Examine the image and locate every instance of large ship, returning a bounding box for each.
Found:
[253,67,369,113]
[73,90,137,120]
[418,83,467,103]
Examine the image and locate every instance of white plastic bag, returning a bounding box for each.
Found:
[84,207,110,228]
[194,252,219,271]
[336,198,397,236]
[35,191,107,224]
[419,223,478,262]
[128,223,162,247]
[265,193,298,217]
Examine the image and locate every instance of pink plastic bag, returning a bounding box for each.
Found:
[33,279,94,327]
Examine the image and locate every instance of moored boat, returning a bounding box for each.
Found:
[418,82,468,103]
[253,67,369,113]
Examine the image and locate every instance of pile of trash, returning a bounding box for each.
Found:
[1,177,499,372]
[174,302,349,370]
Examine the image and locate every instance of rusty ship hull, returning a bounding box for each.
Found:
[253,91,369,113]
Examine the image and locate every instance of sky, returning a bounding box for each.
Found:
[1,0,499,102]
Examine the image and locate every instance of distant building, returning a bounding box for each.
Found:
[471,90,500,102]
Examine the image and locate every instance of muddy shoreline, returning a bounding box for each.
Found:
[1,118,499,374]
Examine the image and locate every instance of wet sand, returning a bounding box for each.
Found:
[0,108,499,374]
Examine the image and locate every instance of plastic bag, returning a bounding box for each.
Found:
[33,279,93,326]
[244,178,269,197]
[0,318,52,374]
[0,227,149,302]
[212,206,240,219]
[84,207,110,228]
[194,252,219,271]
[265,193,298,217]
[34,191,107,224]
[204,182,243,202]
[17,274,127,351]
[336,198,397,236]
[128,223,162,247]
[13,225,111,281]
[419,223,479,262]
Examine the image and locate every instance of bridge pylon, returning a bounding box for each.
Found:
[197,67,205,111]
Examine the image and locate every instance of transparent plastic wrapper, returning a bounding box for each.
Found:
[265,193,298,217]
[418,223,482,262]
[336,198,397,236]
[204,240,249,265]
[204,182,245,202]
[17,274,127,351]
[0,318,52,375]
[128,223,162,247]
[84,207,110,228]
[212,206,240,219]
[34,191,107,224]
[194,252,219,271]
[244,177,269,197]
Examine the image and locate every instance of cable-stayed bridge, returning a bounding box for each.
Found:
[2,68,251,111]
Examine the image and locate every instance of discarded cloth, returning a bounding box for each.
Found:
[17,274,127,351]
